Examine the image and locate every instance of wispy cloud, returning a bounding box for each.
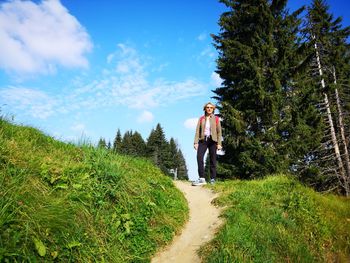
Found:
[197,32,207,41]
[0,86,57,118]
[137,110,154,123]
[152,63,168,72]
[196,45,217,68]
[0,0,92,74]
[199,46,216,59]
[113,43,144,75]
[68,43,207,110]
[184,118,198,130]
[0,43,208,119]
[70,123,86,133]
[211,72,222,87]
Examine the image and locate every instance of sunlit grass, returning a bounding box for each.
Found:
[201,175,350,263]
[0,117,188,262]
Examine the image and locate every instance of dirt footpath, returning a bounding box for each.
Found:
[152,180,223,263]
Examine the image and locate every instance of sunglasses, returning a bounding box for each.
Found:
[206,106,214,109]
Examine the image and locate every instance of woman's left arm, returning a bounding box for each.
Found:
[217,118,222,150]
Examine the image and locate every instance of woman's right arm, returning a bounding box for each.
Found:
[194,118,200,149]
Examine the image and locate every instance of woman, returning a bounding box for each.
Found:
[193,102,222,185]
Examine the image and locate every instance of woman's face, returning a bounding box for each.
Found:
[205,105,214,115]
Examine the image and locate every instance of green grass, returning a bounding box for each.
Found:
[201,175,350,263]
[0,118,188,262]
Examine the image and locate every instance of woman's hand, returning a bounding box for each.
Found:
[217,145,222,150]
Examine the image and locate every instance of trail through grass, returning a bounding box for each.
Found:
[2,116,349,262]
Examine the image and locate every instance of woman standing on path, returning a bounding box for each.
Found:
[193,102,222,185]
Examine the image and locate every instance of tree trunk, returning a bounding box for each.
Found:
[314,39,349,196]
[332,67,350,195]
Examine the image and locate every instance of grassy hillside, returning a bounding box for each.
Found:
[201,176,350,263]
[0,118,188,262]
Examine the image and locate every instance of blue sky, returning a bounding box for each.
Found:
[0,0,349,181]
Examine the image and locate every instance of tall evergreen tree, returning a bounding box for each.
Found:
[113,129,122,153]
[97,137,107,149]
[168,138,179,171]
[286,66,324,177]
[176,149,189,180]
[146,123,171,174]
[212,0,305,178]
[147,127,160,166]
[120,130,147,157]
[120,130,133,155]
[302,0,350,195]
[166,138,189,180]
[131,131,147,157]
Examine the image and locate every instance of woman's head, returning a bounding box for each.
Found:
[203,102,215,115]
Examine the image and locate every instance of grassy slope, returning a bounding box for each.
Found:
[201,175,350,263]
[0,118,188,262]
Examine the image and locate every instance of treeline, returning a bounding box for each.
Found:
[213,0,350,195]
[97,123,188,180]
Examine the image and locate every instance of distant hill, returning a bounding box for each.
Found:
[0,117,188,262]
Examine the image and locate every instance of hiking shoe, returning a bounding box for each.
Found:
[192,178,207,186]
[210,179,215,185]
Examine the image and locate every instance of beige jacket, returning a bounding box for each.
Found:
[194,114,222,146]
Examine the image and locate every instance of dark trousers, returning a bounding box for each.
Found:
[197,137,217,180]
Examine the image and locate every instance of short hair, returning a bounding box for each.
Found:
[203,102,216,111]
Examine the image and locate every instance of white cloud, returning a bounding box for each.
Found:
[106,53,115,64]
[70,123,86,132]
[199,46,215,58]
[105,43,145,78]
[211,72,222,87]
[0,86,57,118]
[152,63,168,72]
[128,91,158,109]
[137,110,154,123]
[197,32,207,41]
[68,122,90,140]
[74,44,207,110]
[184,118,198,130]
[196,45,217,68]
[0,0,92,74]
[0,43,208,119]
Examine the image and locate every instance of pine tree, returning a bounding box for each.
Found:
[212,0,305,178]
[302,0,350,195]
[146,123,171,175]
[146,127,161,166]
[120,130,133,155]
[113,129,122,153]
[286,66,324,177]
[131,131,147,157]
[168,138,179,170]
[97,137,107,149]
[176,149,189,180]
[166,138,189,180]
[97,124,188,179]
[118,130,146,157]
